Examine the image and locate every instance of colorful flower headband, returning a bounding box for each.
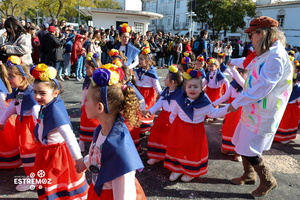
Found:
[108,49,119,57]
[289,55,294,62]
[92,63,125,114]
[294,60,300,66]
[183,68,201,80]
[6,56,26,77]
[112,59,123,67]
[141,47,151,55]
[181,55,191,64]
[119,23,131,33]
[196,55,204,62]
[288,50,295,55]
[217,52,226,58]
[206,57,216,64]
[169,64,178,73]
[30,64,60,89]
[86,52,99,68]
[183,51,189,57]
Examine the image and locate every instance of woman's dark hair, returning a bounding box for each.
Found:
[4,16,27,40]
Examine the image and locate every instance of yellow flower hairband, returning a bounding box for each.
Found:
[30,64,57,82]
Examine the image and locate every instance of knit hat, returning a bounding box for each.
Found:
[244,16,278,33]
[48,26,56,33]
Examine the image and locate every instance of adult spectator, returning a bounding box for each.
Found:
[37,23,49,63]
[59,20,66,30]
[28,26,40,65]
[1,16,32,64]
[172,37,182,64]
[228,16,293,198]
[45,26,65,79]
[49,17,58,26]
[62,27,75,80]
[71,32,86,81]
[192,29,208,59]
[114,23,140,69]
[231,39,240,58]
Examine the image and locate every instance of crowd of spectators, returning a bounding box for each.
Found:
[1,17,297,82]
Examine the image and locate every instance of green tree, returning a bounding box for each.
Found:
[0,0,36,18]
[189,0,256,39]
[94,0,122,9]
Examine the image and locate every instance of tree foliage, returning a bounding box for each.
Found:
[189,0,256,39]
[94,0,121,9]
[0,0,36,17]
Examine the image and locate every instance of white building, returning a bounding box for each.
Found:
[142,0,199,36]
[255,0,300,46]
[79,0,162,35]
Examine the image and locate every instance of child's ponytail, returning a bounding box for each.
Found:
[0,63,12,93]
[121,84,140,128]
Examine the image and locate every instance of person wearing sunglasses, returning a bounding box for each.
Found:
[227,16,293,198]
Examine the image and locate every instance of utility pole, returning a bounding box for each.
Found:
[78,0,80,25]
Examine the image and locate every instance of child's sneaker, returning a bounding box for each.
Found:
[147,159,159,165]
[181,174,195,182]
[169,172,182,181]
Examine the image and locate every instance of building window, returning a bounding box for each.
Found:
[177,1,180,8]
[152,2,156,10]
[277,15,285,27]
[186,18,189,28]
[134,22,144,33]
[161,0,164,3]
[175,17,179,27]
[168,17,172,25]
[169,0,173,2]
[152,20,156,25]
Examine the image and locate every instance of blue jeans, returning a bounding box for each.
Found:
[63,53,71,76]
[158,57,165,68]
[75,56,84,79]
[168,54,173,66]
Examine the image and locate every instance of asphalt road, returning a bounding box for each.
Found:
[0,68,299,200]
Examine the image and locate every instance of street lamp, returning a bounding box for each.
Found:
[186,11,196,39]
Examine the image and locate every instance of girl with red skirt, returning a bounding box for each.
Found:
[165,69,229,182]
[0,57,39,191]
[213,68,248,161]
[0,64,21,169]
[79,53,101,152]
[144,64,183,165]
[31,64,88,199]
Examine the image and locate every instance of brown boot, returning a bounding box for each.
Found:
[230,157,256,185]
[251,160,277,197]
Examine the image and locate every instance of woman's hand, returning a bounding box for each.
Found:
[1,45,6,52]
[227,104,237,112]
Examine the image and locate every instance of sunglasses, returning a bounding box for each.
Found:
[248,30,261,40]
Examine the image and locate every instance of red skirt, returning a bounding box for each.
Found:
[16,115,38,175]
[274,103,298,142]
[138,87,157,133]
[221,97,242,151]
[205,86,222,103]
[147,110,171,160]
[0,113,21,169]
[125,120,142,150]
[87,178,146,200]
[80,105,100,142]
[34,142,88,200]
[164,117,208,177]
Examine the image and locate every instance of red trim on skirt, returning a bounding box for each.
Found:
[0,102,21,169]
[80,105,100,142]
[164,116,208,177]
[16,115,38,175]
[34,142,88,199]
[274,103,298,142]
[221,97,242,151]
[87,178,146,200]
[147,110,171,160]
[205,86,222,103]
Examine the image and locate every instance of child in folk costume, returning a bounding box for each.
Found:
[109,49,147,151]
[79,52,101,152]
[31,64,88,199]
[134,47,162,134]
[144,65,183,165]
[179,52,192,72]
[213,68,248,162]
[0,62,21,169]
[193,54,206,79]
[217,52,233,77]
[165,69,229,182]
[83,64,146,200]
[274,70,300,143]
[0,56,40,191]
[202,57,229,105]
